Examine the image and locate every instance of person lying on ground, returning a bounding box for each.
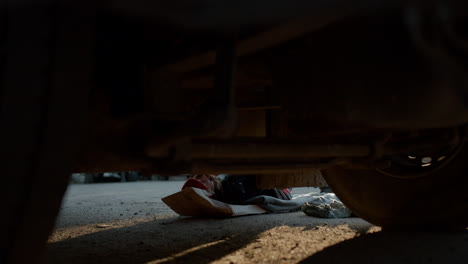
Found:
[183,174,292,205]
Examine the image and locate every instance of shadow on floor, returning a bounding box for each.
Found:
[300,229,468,264]
[46,213,466,264]
[45,212,374,264]
[45,215,302,264]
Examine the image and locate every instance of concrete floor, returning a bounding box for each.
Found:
[45,181,468,264]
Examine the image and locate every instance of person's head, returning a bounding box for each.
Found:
[191,174,222,195]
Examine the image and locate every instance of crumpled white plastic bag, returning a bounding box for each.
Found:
[300,193,352,218]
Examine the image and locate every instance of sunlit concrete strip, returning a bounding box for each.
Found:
[146,239,227,264]
[211,225,382,264]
